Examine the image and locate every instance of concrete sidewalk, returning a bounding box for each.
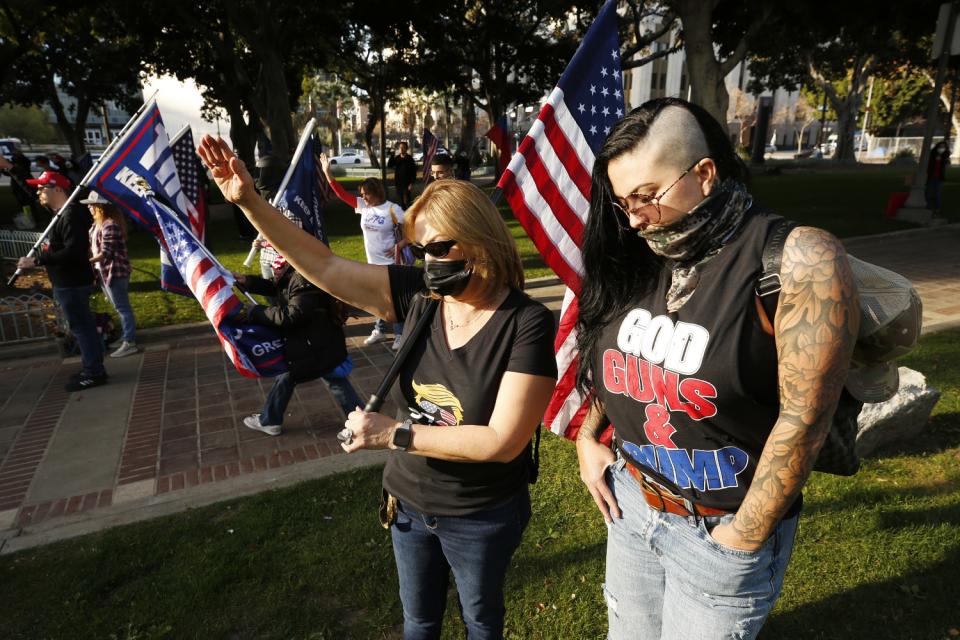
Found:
[1,225,958,553]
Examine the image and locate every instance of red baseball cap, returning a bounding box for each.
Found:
[26,171,71,190]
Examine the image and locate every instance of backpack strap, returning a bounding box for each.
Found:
[757,218,799,325]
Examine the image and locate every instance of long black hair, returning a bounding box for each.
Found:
[575,97,748,400]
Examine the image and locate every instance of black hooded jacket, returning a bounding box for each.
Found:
[243,267,348,383]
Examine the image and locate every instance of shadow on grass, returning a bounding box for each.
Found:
[864,412,960,458]
[801,470,960,520]
[762,535,960,639]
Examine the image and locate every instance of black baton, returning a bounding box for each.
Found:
[338,298,439,441]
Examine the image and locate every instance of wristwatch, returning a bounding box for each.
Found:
[392,418,413,451]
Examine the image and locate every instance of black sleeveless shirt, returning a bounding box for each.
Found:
[596,208,785,510]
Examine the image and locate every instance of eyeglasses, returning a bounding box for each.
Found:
[611,158,706,222]
[409,239,458,259]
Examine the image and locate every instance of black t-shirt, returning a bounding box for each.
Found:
[596,209,784,511]
[382,265,557,515]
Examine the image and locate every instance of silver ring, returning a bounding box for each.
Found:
[338,428,354,444]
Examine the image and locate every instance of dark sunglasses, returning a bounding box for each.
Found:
[409,239,458,259]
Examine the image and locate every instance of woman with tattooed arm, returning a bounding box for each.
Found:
[574,98,858,640]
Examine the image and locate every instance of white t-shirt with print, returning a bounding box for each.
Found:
[356,198,405,266]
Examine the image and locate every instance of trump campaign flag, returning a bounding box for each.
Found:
[421,128,439,181]
[484,115,511,176]
[275,131,329,245]
[497,0,625,441]
[170,125,208,241]
[84,99,201,295]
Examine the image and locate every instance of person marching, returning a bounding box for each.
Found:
[573,98,858,640]
[17,172,108,391]
[84,191,139,358]
[319,156,408,350]
[234,251,362,437]
[199,133,556,640]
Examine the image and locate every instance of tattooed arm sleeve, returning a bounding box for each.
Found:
[730,226,859,546]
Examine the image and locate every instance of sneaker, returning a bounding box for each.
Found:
[363,328,386,345]
[69,371,109,382]
[243,414,281,436]
[65,373,108,392]
[391,335,403,351]
[110,341,140,358]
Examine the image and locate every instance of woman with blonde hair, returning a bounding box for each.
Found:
[82,191,138,358]
[199,135,557,640]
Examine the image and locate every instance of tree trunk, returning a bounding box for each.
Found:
[459,92,476,158]
[254,48,296,159]
[364,100,381,170]
[834,99,859,162]
[673,0,730,127]
[46,80,87,158]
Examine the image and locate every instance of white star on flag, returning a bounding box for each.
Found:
[601,87,609,97]
[601,67,608,77]
[590,125,598,135]
[590,84,596,94]
[578,103,586,113]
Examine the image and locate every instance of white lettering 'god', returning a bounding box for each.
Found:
[615,309,709,376]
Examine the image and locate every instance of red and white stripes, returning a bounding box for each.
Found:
[497,87,596,439]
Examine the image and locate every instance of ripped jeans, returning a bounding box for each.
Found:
[602,456,800,640]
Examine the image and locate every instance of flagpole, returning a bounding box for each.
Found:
[242,118,317,267]
[7,92,159,287]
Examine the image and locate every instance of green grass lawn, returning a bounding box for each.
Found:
[4,164,959,328]
[1,329,958,639]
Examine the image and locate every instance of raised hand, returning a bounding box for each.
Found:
[197,135,257,206]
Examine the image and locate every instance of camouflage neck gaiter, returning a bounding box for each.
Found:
[639,179,752,312]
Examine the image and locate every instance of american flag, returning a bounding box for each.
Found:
[497,0,624,441]
[151,196,287,378]
[422,128,439,181]
[170,125,208,241]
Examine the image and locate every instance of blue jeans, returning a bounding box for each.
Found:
[391,488,531,640]
[106,277,136,343]
[602,456,800,640]
[54,285,106,378]
[374,317,404,337]
[260,371,363,426]
[926,180,944,210]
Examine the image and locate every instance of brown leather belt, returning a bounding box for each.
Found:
[624,461,730,518]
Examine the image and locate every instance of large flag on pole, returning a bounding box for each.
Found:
[150,195,287,378]
[484,115,511,175]
[421,128,439,181]
[242,119,330,267]
[275,133,330,245]
[496,0,625,441]
[170,125,208,242]
[84,99,198,296]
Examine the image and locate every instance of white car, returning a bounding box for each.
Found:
[328,149,368,165]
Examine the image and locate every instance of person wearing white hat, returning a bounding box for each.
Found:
[81,191,139,358]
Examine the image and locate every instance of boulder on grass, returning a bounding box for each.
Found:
[855,367,941,457]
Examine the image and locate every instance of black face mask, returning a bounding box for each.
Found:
[423,259,472,296]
